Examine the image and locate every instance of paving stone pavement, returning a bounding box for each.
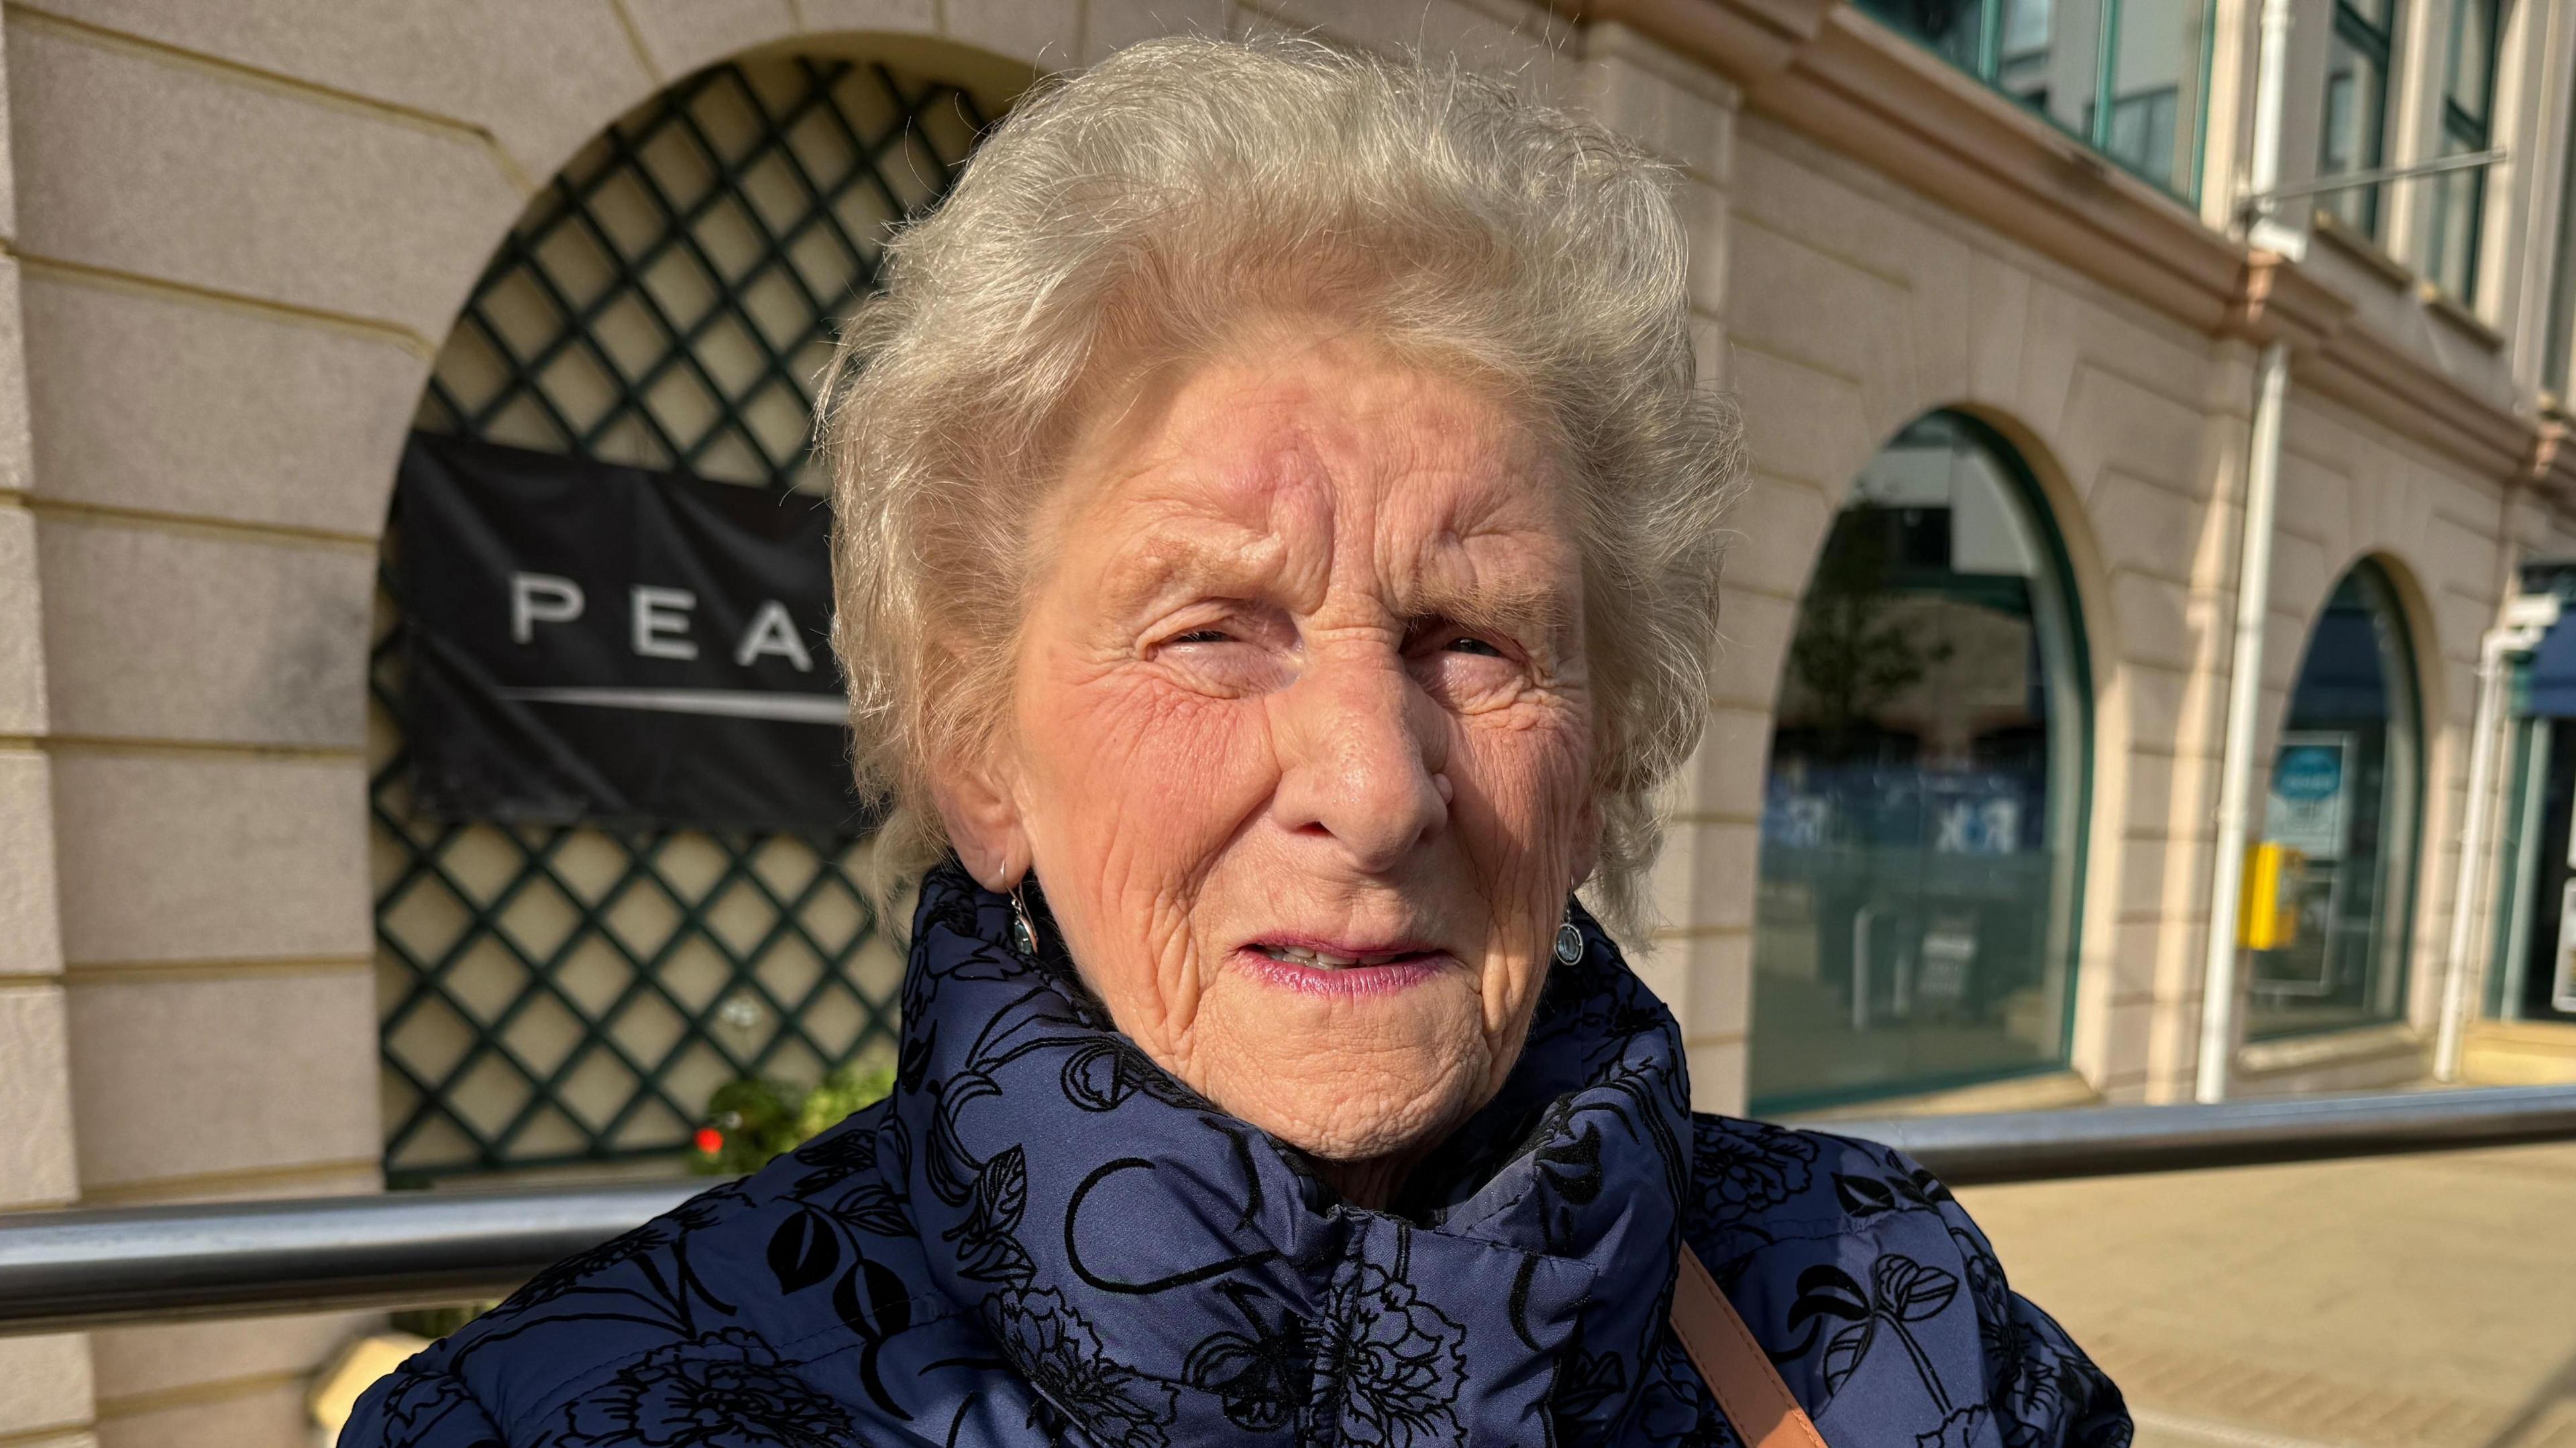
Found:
[1955,1141,2576,1448]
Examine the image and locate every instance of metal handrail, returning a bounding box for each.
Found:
[1821,1082,2576,1184]
[0,1178,700,1333]
[5,1084,2573,1336]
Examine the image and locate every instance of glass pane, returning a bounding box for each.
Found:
[1855,0,1987,73]
[2445,0,2496,119]
[1856,0,2204,199]
[2503,718,2576,1021]
[2546,107,2576,394]
[2002,0,2052,52]
[2424,136,2485,298]
[2100,0,2200,192]
[1996,0,2106,142]
[2248,567,2418,1039]
[1751,414,2086,1108]
[2316,30,2387,236]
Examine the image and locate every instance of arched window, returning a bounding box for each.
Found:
[371,56,995,1179]
[1751,412,2090,1110]
[2247,561,2421,1037]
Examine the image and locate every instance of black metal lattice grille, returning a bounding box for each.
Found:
[372,57,988,1180]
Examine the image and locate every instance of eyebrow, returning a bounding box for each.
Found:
[1095,524,1282,617]
[1096,512,1580,643]
[1404,568,1578,646]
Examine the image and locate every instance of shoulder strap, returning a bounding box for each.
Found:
[1668,1246,1830,1448]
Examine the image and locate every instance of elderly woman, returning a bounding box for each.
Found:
[347,36,2127,1448]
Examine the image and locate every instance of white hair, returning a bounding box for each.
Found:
[822,35,1743,938]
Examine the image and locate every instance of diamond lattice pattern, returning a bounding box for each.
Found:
[372,57,988,1179]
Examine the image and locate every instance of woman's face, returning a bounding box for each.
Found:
[941,319,1599,1178]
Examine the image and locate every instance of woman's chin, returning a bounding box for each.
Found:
[1252,1091,1463,1170]
[1187,1012,1491,1167]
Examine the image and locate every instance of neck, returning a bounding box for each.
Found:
[1314,1149,1421,1210]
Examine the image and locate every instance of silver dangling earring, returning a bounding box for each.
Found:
[1554,911,1584,966]
[1010,883,1040,958]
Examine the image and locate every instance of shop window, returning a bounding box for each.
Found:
[2247,563,2422,1039]
[2488,603,2576,1023]
[1854,0,2210,199]
[2424,0,2501,298]
[2488,714,2576,1021]
[1750,413,2090,1111]
[2316,0,2397,238]
[372,57,993,1179]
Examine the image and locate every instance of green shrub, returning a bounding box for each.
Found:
[692,1062,895,1176]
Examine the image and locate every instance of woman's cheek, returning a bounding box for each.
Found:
[1458,705,1593,836]
[1043,674,1269,853]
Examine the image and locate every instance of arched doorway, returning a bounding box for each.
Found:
[370,54,1000,1180]
[1750,411,2092,1111]
[2246,559,2422,1038]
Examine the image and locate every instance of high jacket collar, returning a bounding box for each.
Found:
[890,862,1694,1446]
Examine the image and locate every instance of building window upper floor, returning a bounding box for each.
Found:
[2422,0,2502,298]
[2317,0,2399,238]
[1854,0,2576,394]
[1854,0,2212,200]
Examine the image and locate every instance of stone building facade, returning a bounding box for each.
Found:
[3,0,2575,1442]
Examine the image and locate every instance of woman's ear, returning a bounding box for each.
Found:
[929,747,1032,892]
[1570,790,1603,894]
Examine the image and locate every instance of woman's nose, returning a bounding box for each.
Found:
[1271,653,1448,871]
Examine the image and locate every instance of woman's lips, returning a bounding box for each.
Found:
[1232,938,1451,997]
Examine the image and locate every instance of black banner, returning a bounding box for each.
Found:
[397,432,871,836]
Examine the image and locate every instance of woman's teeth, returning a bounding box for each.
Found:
[1258,944,1403,968]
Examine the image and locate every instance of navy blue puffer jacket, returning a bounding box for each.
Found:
[345,863,2129,1447]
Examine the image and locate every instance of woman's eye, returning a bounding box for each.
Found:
[1445,635,1506,658]
[1148,612,1294,695]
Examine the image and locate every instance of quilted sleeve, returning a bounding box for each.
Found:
[339,1353,508,1448]
[1929,1172,2133,1448]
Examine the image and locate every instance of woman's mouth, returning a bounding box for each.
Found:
[1236,939,1450,997]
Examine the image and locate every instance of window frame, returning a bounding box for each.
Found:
[2542,77,2576,397]
[2243,560,2425,1044]
[372,57,993,1182]
[1746,410,2096,1116]
[2317,0,2400,238]
[1852,0,2216,201]
[2424,0,2504,298]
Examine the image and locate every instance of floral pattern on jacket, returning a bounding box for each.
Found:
[343,861,2131,1447]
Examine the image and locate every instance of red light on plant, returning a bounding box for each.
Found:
[694,1127,724,1155]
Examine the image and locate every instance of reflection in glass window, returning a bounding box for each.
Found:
[2099,88,2180,188]
[1858,0,2206,199]
[2425,0,2500,297]
[2316,0,2396,237]
[1855,0,1988,76]
[2001,0,2053,54]
[1996,0,2101,142]
[2100,0,2194,190]
[2248,565,2420,1038]
[1751,414,2088,1110]
[2548,99,2576,396]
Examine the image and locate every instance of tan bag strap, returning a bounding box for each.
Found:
[1669,1246,1830,1448]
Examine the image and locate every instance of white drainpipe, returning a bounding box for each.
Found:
[2196,339,2290,1104]
[2193,0,2300,1106]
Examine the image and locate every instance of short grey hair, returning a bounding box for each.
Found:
[822,35,1743,938]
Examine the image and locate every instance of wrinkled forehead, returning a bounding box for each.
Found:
[1051,331,1577,573]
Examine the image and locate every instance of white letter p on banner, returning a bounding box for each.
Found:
[511,573,585,644]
